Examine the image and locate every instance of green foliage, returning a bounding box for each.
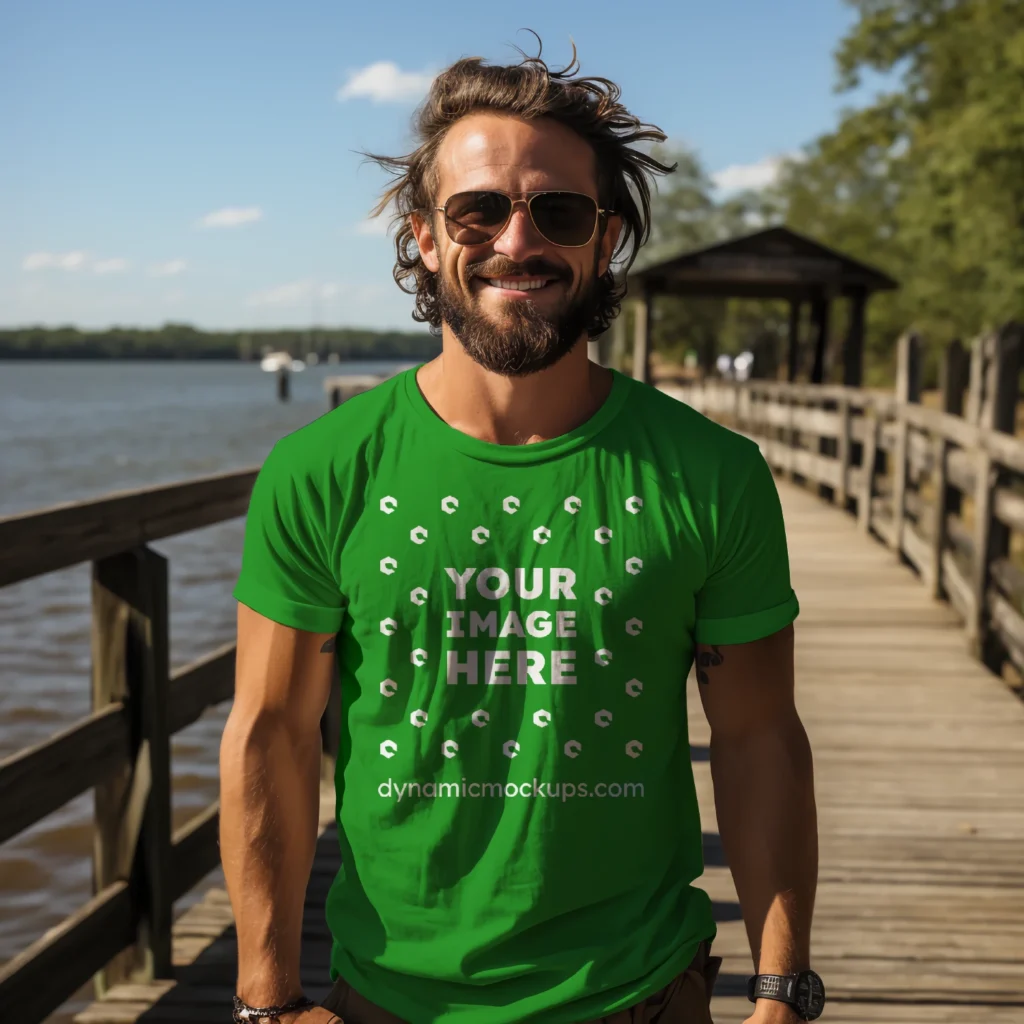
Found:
[0,324,440,361]
[771,0,1024,382]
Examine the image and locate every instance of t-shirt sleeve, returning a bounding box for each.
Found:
[694,448,799,646]
[232,442,344,634]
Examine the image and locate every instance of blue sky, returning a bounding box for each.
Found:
[1,0,874,332]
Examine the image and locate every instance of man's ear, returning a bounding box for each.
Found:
[597,213,623,278]
[410,211,441,273]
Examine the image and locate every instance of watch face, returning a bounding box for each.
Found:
[796,971,826,1020]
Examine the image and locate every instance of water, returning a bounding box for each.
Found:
[0,360,414,1000]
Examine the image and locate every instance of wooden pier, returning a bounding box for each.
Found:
[2,328,1024,1021]
[66,479,1024,1024]
[324,366,416,409]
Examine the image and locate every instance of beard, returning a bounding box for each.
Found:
[436,255,602,377]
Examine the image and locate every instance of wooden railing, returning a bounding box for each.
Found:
[664,322,1024,680]
[0,470,340,1022]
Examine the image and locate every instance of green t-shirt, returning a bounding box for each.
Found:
[233,366,799,1024]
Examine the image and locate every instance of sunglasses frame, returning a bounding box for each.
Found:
[432,190,614,248]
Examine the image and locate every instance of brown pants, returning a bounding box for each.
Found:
[321,943,722,1023]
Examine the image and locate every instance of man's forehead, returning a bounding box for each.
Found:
[434,114,597,195]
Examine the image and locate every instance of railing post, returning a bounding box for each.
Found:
[92,546,173,995]
[890,332,922,553]
[970,324,1022,667]
[788,391,803,484]
[836,396,851,510]
[931,340,970,599]
[631,292,651,384]
[859,407,879,533]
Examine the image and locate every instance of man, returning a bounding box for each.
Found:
[223,38,821,1024]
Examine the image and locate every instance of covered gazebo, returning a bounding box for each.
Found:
[616,226,898,387]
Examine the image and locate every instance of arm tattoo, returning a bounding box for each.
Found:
[320,635,337,653]
[696,645,724,685]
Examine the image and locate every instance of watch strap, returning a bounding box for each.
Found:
[747,973,799,1005]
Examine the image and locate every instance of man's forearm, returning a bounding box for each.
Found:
[710,713,818,974]
[219,708,322,1004]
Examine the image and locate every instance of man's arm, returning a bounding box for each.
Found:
[696,624,818,1022]
[219,602,339,1019]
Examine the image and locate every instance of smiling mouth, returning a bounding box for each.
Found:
[480,277,561,293]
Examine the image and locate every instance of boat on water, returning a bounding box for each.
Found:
[259,351,306,373]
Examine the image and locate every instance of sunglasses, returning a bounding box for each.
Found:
[434,190,613,248]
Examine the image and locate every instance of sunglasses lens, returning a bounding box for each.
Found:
[531,192,599,246]
[444,192,513,245]
[443,191,600,247]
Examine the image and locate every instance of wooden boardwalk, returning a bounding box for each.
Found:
[74,481,1024,1024]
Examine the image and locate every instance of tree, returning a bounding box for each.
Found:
[772,0,1024,383]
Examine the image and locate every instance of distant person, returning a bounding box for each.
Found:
[223,34,823,1024]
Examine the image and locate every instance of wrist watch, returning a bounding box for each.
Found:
[747,970,825,1020]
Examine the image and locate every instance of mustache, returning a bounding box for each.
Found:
[467,258,568,281]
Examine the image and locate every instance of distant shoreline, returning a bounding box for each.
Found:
[0,326,441,363]
[0,353,419,362]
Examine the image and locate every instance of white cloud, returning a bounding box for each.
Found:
[711,154,797,195]
[198,206,263,229]
[354,217,391,236]
[337,61,434,103]
[93,258,129,274]
[150,259,187,277]
[22,250,88,271]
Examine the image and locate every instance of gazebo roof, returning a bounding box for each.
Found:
[626,225,898,301]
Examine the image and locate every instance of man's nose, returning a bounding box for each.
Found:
[490,202,547,263]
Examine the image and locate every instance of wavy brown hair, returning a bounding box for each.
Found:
[363,33,676,337]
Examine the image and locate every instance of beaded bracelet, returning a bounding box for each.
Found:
[232,994,317,1021]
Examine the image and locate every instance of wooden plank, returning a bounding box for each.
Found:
[167,643,236,736]
[899,520,934,588]
[870,502,895,546]
[139,546,174,980]
[836,399,851,508]
[170,800,220,903]
[987,589,1024,670]
[759,438,841,488]
[947,447,976,494]
[858,414,879,532]
[92,548,174,991]
[990,557,1024,606]
[970,451,996,648]
[0,468,257,587]
[983,427,1024,476]
[941,550,975,625]
[901,402,980,452]
[906,426,933,478]
[91,553,139,994]
[0,880,134,1023]
[947,513,974,564]
[789,405,840,438]
[889,333,921,555]
[632,291,651,384]
[0,701,129,844]
[992,485,1024,533]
